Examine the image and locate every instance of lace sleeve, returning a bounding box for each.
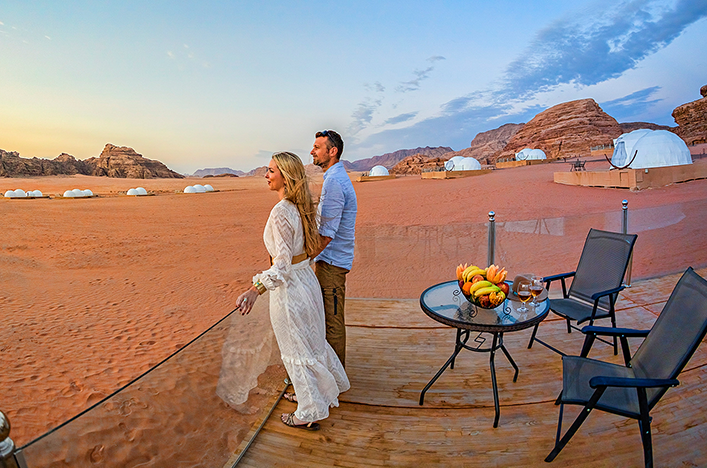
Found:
[253,204,295,290]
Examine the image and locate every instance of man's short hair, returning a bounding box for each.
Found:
[316,130,344,160]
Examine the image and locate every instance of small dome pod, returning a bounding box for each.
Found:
[184,186,197,193]
[369,165,390,176]
[204,184,214,192]
[127,188,139,196]
[63,190,76,197]
[31,190,43,197]
[193,184,206,193]
[136,187,147,195]
[4,190,16,198]
[14,189,27,197]
[457,157,482,170]
[71,188,84,197]
[82,189,93,197]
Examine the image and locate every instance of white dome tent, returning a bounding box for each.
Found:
[444,156,465,171]
[612,129,653,167]
[612,130,691,169]
[526,149,547,160]
[369,165,390,176]
[515,148,533,160]
[184,186,197,193]
[455,157,482,171]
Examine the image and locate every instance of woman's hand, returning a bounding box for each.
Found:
[237,287,260,315]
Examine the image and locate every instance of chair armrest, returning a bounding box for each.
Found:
[590,285,625,301]
[581,326,650,338]
[544,271,576,283]
[590,376,679,389]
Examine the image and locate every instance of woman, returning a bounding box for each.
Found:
[237,151,350,430]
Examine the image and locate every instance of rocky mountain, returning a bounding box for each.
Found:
[1,144,183,178]
[441,123,524,164]
[672,85,707,145]
[193,167,245,177]
[497,99,623,161]
[84,144,183,178]
[619,122,674,133]
[389,155,446,175]
[343,146,453,171]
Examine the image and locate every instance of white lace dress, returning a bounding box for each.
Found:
[254,199,350,422]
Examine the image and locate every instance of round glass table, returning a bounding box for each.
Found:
[419,280,550,427]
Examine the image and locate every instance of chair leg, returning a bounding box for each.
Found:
[545,387,606,463]
[528,323,539,349]
[566,318,571,334]
[610,313,618,355]
[637,388,654,468]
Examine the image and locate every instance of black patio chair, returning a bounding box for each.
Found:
[545,267,707,467]
[527,228,637,355]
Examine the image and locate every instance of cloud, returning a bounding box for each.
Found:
[499,0,707,100]
[599,86,664,121]
[384,112,418,125]
[348,98,383,134]
[396,55,446,93]
[167,51,176,59]
[44,35,51,40]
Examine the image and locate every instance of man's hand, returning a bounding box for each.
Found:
[311,235,332,259]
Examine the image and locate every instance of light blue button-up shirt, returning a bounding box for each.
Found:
[316,161,357,270]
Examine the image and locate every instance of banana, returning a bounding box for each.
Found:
[469,280,494,294]
[473,285,502,298]
[461,265,479,280]
[463,268,486,282]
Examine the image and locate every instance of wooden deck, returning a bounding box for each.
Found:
[236,269,707,467]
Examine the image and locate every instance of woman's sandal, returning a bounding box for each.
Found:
[281,412,320,431]
[283,392,298,403]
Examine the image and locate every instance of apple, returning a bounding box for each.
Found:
[499,283,510,296]
[478,295,492,308]
[471,274,484,284]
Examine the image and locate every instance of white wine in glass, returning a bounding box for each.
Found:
[530,276,544,306]
[517,282,532,313]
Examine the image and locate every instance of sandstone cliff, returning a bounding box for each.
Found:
[84,144,183,178]
[1,145,183,178]
[620,122,674,133]
[442,123,524,164]
[497,99,622,161]
[672,85,707,145]
[193,167,245,177]
[343,146,453,172]
[389,155,446,175]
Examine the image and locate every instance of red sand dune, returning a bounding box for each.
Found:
[1,159,706,451]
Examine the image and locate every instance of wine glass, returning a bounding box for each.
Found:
[530,275,544,307]
[517,281,532,313]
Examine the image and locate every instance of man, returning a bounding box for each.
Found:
[311,130,357,367]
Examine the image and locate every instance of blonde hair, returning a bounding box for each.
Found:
[271,152,320,258]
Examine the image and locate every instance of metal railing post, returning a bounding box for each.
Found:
[1,411,21,468]
[622,200,633,287]
[488,211,496,266]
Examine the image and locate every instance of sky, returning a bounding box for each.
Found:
[1,0,706,174]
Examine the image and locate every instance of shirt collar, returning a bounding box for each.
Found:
[323,160,343,179]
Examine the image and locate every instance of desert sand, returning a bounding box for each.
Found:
[2,159,707,457]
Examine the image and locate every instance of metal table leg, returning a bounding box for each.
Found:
[489,332,501,427]
[420,329,469,405]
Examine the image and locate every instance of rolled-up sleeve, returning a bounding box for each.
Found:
[319,179,344,239]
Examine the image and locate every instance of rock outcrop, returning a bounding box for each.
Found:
[389,155,446,175]
[193,167,245,177]
[497,99,623,161]
[672,86,707,145]
[620,122,674,133]
[343,146,453,172]
[1,145,183,178]
[84,144,183,178]
[444,123,524,164]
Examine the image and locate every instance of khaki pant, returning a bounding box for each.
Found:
[315,261,349,367]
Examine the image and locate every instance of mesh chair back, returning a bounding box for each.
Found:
[631,268,707,406]
[568,229,637,309]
